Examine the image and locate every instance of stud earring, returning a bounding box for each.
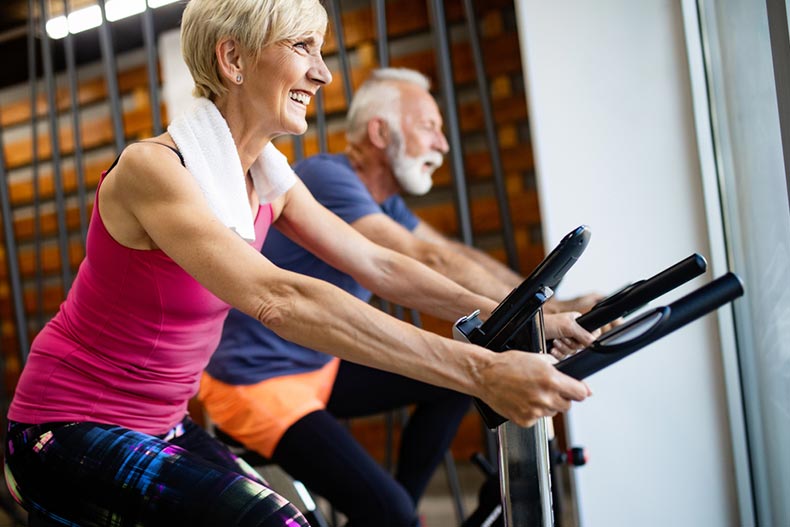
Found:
[236,73,243,84]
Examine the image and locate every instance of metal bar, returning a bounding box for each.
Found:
[0,123,28,522]
[27,0,44,329]
[393,303,404,321]
[142,3,164,135]
[63,0,89,246]
[680,1,757,523]
[97,0,126,153]
[409,309,421,327]
[427,0,474,245]
[415,0,503,463]
[379,285,404,474]
[373,0,389,67]
[327,0,354,105]
[498,419,552,527]
[315,90,328,153]
[0,117,30,363]
[461,0,518,269]
[443,450,467,522]
[292,135,305,162]
[497,311,553,527]
[765,0,790,216]
[406,308,467,521]
[39,0,73,290]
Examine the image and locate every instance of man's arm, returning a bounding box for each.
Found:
[353,214,516,302]
[348,213,599,347]
[412,221,524,289]
[273,180,501,322]
[415,222,608,317]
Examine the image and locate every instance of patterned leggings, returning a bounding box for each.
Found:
[4,417,310,527]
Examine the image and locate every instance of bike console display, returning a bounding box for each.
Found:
[453,225,591,429]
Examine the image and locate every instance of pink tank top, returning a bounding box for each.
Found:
[8,166,273,435]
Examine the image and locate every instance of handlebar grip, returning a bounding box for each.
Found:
[558,272,743,380]
[576,253,707,331]
[654,272,743,336]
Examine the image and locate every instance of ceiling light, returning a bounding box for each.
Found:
[66,4,102,35]
[45,16,69,40]
[45,0,180,40]
[106,0,146,22]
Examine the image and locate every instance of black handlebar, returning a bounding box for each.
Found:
[576,253,707,331]
[557,272,744,380]
[453,225,743,429]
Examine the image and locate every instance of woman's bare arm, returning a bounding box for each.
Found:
[99,144,590,427]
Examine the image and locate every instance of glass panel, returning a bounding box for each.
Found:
[696,0,790,525]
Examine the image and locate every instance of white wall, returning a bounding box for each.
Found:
[514,1,739,526]
[159,28,197,123]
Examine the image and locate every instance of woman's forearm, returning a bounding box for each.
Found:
[253,268,490,396]
[184,230,591,429]
[251,268,591,428]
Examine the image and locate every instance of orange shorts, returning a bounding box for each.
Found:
[199,358,340,458]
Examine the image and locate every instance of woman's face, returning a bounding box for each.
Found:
[247,31,332,137]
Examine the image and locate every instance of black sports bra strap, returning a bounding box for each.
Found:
[142,141,185,166]
[105,141,185,175]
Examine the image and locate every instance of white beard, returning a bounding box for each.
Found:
[387,134,444,196]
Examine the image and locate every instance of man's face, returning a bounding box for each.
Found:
[386,84,450,196]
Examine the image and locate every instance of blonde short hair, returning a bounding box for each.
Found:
[346,68,432,143]
[181,0,328,99]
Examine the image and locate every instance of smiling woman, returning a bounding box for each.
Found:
[4,0,595,525]
[4,0,331,524]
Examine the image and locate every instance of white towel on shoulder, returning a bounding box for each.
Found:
[167,97,296,241]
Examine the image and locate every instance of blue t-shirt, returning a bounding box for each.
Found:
[206,153,420,384]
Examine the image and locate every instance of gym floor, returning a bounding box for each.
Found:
[278,459,486,527]
[418,461,485,526]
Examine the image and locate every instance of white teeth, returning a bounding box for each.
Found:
[289,91,311,105]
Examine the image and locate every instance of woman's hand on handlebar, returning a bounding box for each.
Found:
[476,351,592,428]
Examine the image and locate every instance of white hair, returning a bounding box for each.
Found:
[345,68,432,143]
